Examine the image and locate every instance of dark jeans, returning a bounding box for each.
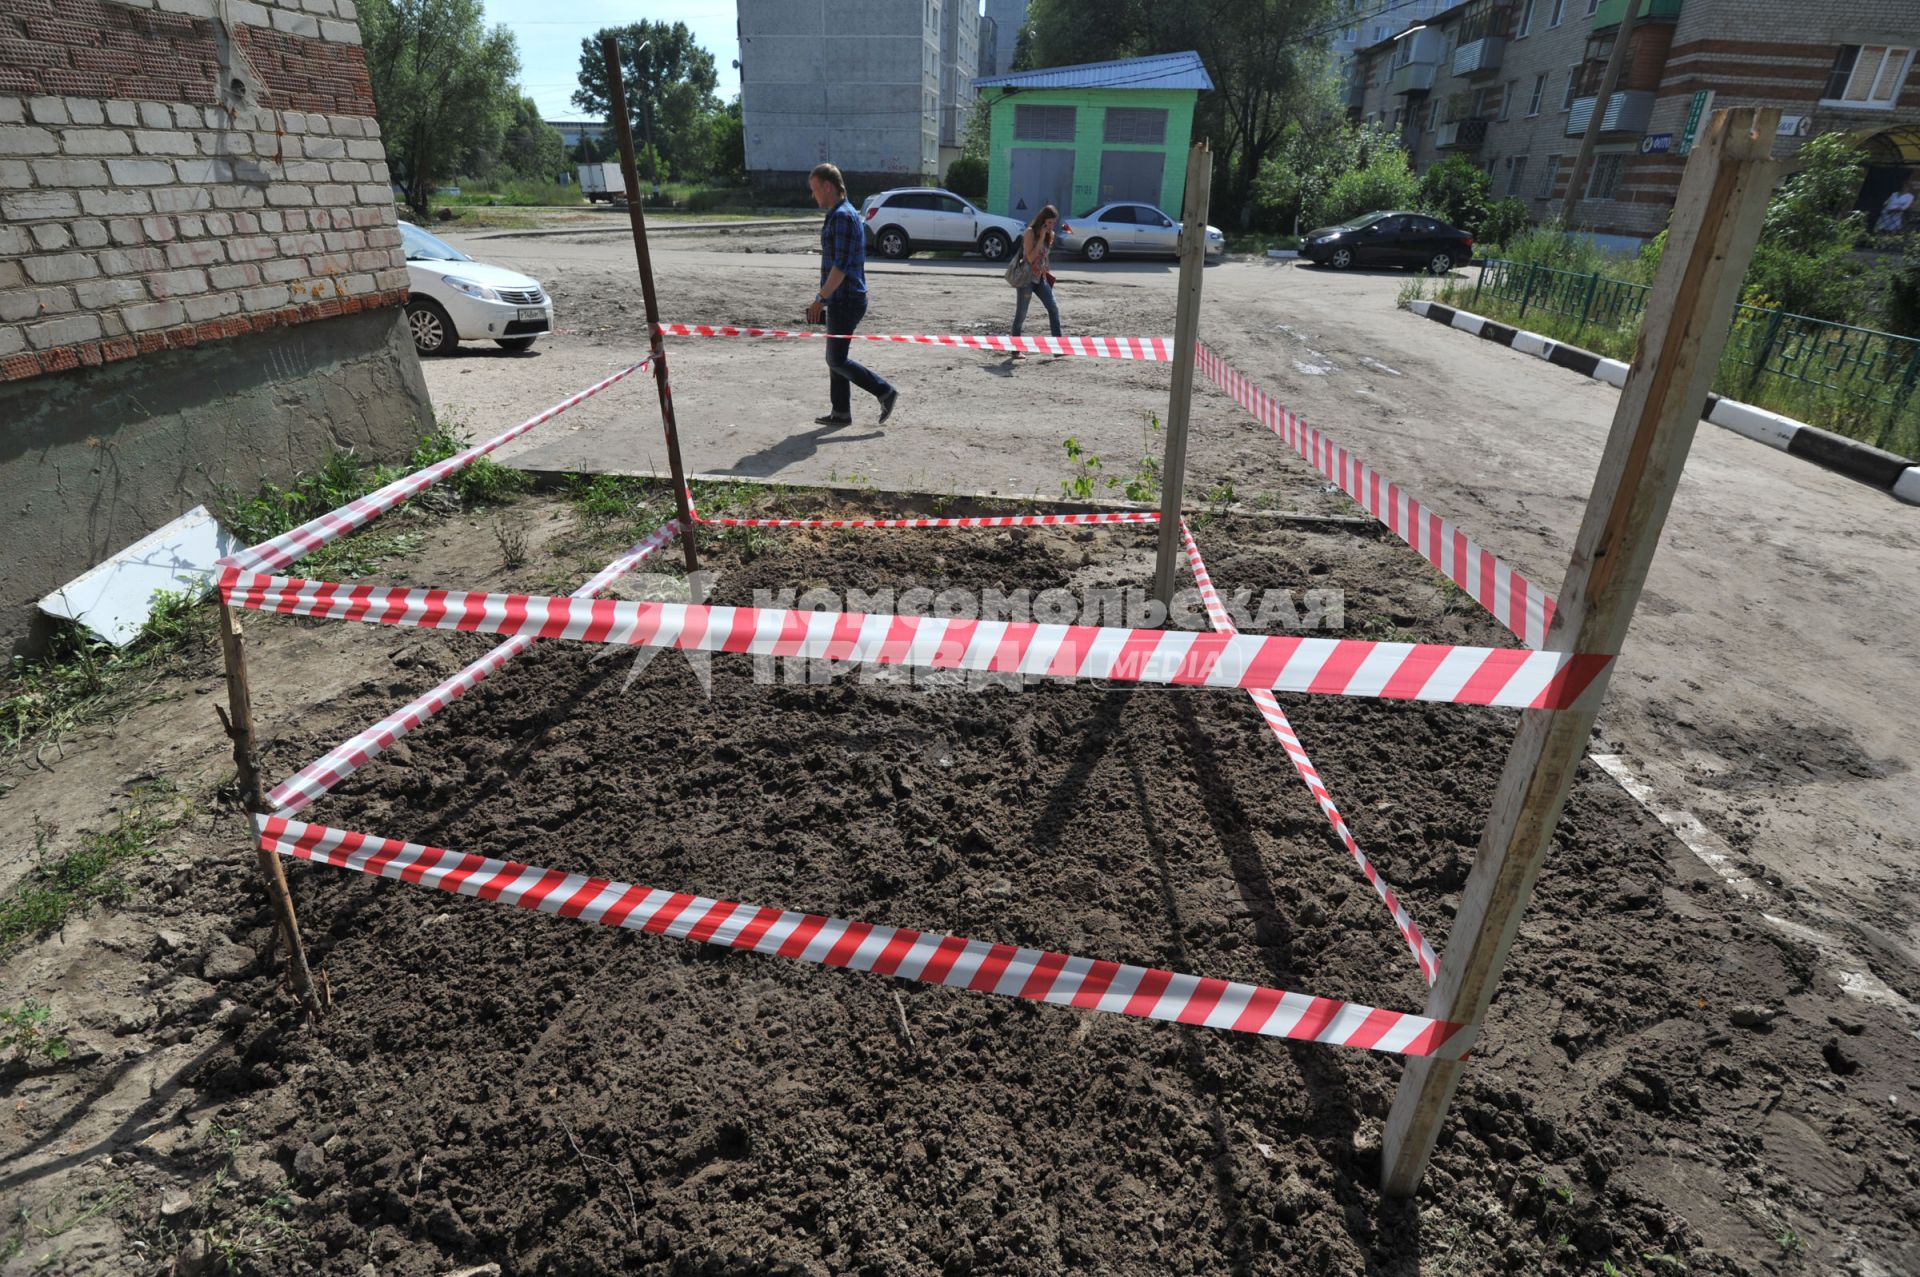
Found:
[825,293,891,415]
[1011,277,1061,339]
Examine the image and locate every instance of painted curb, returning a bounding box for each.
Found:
[1408,301,1918,505]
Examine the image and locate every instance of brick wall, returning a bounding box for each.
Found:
[0,0,408,382]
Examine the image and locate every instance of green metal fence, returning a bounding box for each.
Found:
[1471,258,1920,453]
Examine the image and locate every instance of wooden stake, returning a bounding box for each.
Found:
[1381,108,1781,1196]
[1151,142,1213,607]
[601,33,700,574]
[218,603,324,1019]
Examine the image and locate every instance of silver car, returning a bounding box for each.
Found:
[1056,202,1225,262]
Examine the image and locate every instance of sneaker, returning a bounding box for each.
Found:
[1009,349,1025,361]
[877,388,900,424]
[814,412,852,426]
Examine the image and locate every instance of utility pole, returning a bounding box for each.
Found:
[1151,142,1213,608]
[1560,0,1646,225]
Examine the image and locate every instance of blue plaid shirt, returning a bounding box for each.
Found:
[818,198,867,302]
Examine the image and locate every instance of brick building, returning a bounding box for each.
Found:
[0,0,431,655]
[1349,0,1920,246]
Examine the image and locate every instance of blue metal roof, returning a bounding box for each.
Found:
[973,50,1212,92]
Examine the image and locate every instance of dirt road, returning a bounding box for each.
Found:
[423,226,1920,1014]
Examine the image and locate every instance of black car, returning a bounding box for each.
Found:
[1301,211,1473,274]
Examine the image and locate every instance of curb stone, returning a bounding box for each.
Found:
[1408,300,1920,505]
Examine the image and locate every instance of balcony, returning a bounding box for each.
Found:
[1591,0,1682,27]
[1452,36,1507,78]
[1388,61,1439,95]
[1566,89,1656,136]
[1436,118,1490,150]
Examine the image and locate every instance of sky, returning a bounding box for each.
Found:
[478,0,744,121]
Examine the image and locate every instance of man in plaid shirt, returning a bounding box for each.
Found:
[806,163,899,426]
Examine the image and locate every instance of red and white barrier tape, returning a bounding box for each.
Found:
[257,814,1467,1057]
[1177,520,1439,984]
[218,567,1609,709]
[693,505,1160,530]
[1194,344,1558,651]
[224,359,650,574]
[266,520,683,815]
[657,323,1172,362]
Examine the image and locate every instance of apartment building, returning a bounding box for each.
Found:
[739,0,970,191]
[1351,0,1920,246]
[982,0,1028,77]
[938,0,980,169]
[1331,0,1454,65]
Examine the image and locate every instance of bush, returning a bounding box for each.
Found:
[1416,154,1491,232]
[1885,245,1920,338]
[1763,133,1866,254]
[1312,145,1419,228]
[1476,198,1531,251]
[945,155,988,199]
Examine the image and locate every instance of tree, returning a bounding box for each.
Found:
[572,22,720,181]
[1416,154,1492,231]
[1314,143,1418,228]
[706,101,745,182]
[501,95,565,181]
[1743,133,1870,322]
[1254,118,1399,232]
[361,0,520,217]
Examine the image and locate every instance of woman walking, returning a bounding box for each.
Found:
[1009,204,1062,359]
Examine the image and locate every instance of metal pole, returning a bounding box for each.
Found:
[601,33,699,573]
[218,603,324,1019]
[1151,142,1214,607]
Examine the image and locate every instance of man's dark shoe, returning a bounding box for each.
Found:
[877,388,900,424]
[814,412,852,426]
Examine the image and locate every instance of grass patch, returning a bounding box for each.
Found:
[0,781,187,954]
[1,1000,71,1066]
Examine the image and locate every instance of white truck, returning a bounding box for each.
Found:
[576,162,627,203]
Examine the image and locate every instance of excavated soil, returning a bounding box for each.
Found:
[128,511,1919,1276]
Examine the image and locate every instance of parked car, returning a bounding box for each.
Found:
[1055,203,1225,262]
[399,221,554,356]
[1301,211,1473,274]
[859,188,1025,261]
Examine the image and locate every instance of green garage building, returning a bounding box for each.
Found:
[974,51,1213,223]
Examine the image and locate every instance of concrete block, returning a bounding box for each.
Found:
[183,291,242,322]
[210,263,264,289]
[338,0,357,19]
[205,213,235,236]
[139,103,172,129]
[302,135,345,159]
[29,157,108,186]
[0,328,23,358]
[73,220,109,249]
[171,104,202,129]
[25,313,103,349]
[0,225,27,255]
[107,218,145,246]
[132,130,196,155]
[122,299,187,332]
[172,158,236,184]
[353,183,388,205]
[312,183,354,205]
[3,189,81,220]
[65,98,104,126]
[211,186,266,209]
[165,240,224,268]
[80,189,153,215]
[260,257,306,283]
[175,214,204,237]
[140,215,177,242]
[0,126,59,155]
[97,247,167,274]
[105,101,139,126]
[241,284,292,311]
[107,158,177,185]
[226,236,279,262]
[302,0,337,14]
[320,19,360,44]
[0,160,27,186]
[227,0,270,24]
[61,128,134,155]
[74,278,150,308]
[150,187,216,214]
[278,232,325,255]
[155,0,217,15]
[30,223,73,252]
[267,184,315,206]
[345,138,384,160]
[270,8,321,37]
[329,160,371,182]
[26,97,68,125]
[283,161,331,182]
[0,98,22,125]
[149,269,209,298]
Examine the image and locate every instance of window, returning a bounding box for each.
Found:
[1101,206,1137,223]
[1412,216,1442,234]
[1563,66,1580,110]
[1103,107,1167,145]
[1548,0,1566,26]
[1528,73,1547,116]
[1429,100,1441,131]
[1587,152,1626,200]
[1501,79,1518,120]
[1506,154,1529,197]
[1823,45,1914,107]
[1516,0,1536,37]
[1014,104,1076,141]
[1538,153,1561,198]
[1473,86,1496,117]
[1585,0,1598,13]
[935,195,969,214]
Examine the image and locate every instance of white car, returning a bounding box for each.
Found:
[1056,202,1225,263]
[858,187,1026,261]
[400,221,554,355]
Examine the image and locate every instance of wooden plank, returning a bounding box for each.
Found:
[1381,107,1782,1196]
[1151,143,1214,606]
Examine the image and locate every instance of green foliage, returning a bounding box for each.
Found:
[1416,154,1491,232]
[1314,143,1419,229]
[1763,134,1866,254]
[572,22,721,182]
[706,101,745,182]
[1476,197,1531,250]
[1255,118,1402,232]
[1059,437,1111,500]
[408,427,530,506]
[1741,241,1868,324]
[567,473,654,523]
[944,155,988,200]
[500,95,567,181]
[1884,243,1920,338]
[361,0,521,218]
[439,176,582,207]
[1,1001,70,1065]
[0,784,184,955]
[1493,218,1641,277]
